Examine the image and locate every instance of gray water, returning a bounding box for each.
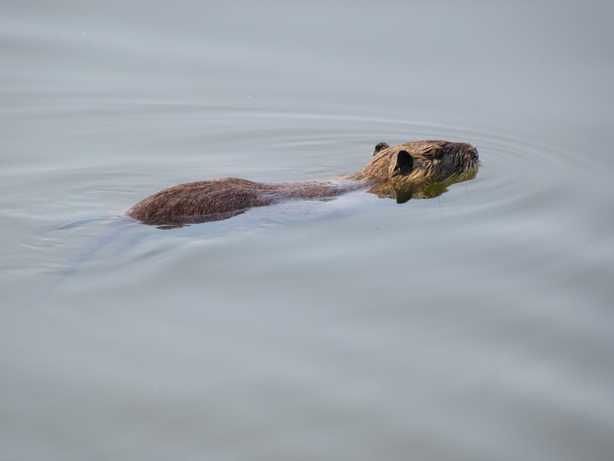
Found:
[2,1,614,460]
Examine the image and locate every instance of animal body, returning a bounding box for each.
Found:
[127,140,479,227]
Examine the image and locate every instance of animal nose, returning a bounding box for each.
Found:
[470,147,479,160]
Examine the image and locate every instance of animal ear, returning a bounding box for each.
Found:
[389,150,414,177]
[373,142,389,156]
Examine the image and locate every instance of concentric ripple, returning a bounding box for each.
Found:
[5,106,588,282]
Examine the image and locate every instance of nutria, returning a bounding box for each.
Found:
[127,140,479,227]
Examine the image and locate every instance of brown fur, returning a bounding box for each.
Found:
[127,140,479,226]
[351,140,479,202]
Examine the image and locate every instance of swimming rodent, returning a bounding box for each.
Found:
[127,140,479,227]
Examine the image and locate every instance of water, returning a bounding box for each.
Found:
[2,1,614,460]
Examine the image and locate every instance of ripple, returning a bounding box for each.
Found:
[8,105,589,282]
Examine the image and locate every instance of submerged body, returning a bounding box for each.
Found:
[127,140,479,226]
[127,177,364,226]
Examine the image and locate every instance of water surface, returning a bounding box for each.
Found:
[2,1,614,460]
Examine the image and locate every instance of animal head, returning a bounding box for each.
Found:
[354,140,479,202]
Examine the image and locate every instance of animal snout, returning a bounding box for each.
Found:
[469,146,479,161]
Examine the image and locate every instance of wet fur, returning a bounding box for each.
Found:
[351,140,479,202]
[128,140,479,226]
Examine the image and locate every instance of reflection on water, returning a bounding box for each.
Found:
[2,1,614,461]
